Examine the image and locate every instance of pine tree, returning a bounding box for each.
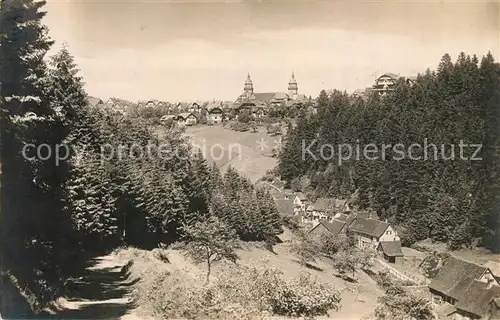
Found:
[0,0,69,304]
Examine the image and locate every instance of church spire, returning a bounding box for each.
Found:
[244,72,254,97]
[288,71,298,97]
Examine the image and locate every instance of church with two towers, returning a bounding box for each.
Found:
[234,72,309,108]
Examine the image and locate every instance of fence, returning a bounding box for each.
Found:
[375,258,423,285]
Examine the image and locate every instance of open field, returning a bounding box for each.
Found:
[183,125,280,182]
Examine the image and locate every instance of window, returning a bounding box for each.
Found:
[387,230,392,235]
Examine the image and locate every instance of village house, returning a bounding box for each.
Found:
[107,97,134,108]
[304,198,350,223]
[347,217,399,249]
[371,73,418,96]
[137,100,158,108]
[372,73,400,96]
[176,102,191,113]
[87,96,103,107]
[377,241,404,264]
[188,102,201,114]
[429,256,499,307]
[453,280,500,320]
[307,219,347,240]
[292,192,308,213]
[274,199,294,217]
[177,112,197,126]
[252,103,267,118]
[483,261,500,282]
[206,101,224,124]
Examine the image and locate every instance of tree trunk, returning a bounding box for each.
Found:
[206,257,211,284]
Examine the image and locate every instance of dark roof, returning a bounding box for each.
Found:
[177,112,196,120]
[254,92,277,103]
[273,92,288,100]
[108,97,135,107]
[455,281,500,317]
[378,73,400,80]
[356,210,379,220]
[312,198,346,212]
[295,94,308,101]
[88,96,103,106]
[335,214,350,223]
[348,217,390,238]
[274,199,294,216]
[313,198,333,212]
[378,241,404,257]
[428,256,488,300]
[336,213,357,226]
[308,219,346,236]
[206,102,223,112]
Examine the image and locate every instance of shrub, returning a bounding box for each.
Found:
[374,283,437,320]
[289,232,321,266]
[136,262,341,319]
[264,272,341,317]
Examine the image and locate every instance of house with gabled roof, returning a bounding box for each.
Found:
[188,102,201,114]
[292,192,309,213]
[205,101,224,124]
[304,198,350,223]
[176,112,197,126]
[377,241,404,264]
[453,279,500,319]
[176,102,191,112]
[347,216,399,249]
[307,219,347,239]
[107,97,135,108]
[87,96,103,107]
[429,256,499,306]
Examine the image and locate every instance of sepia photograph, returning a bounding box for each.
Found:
[0,0,499,319]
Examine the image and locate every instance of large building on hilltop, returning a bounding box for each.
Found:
[363,73,417,97]
[234,73,309,113]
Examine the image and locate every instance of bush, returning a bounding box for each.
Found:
[264,272,341,317]
[229,121,250,132]
[136,262,341,319]
[374,283,437,320]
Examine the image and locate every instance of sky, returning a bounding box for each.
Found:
[42,0,499,102]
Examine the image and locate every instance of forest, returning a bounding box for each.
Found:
[0,0,281,309]
[1,0,499,314]
[279,51,500,251]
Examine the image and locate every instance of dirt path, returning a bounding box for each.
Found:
[45,255,143,320]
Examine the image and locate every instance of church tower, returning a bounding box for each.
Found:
[288,71,298,99]
[244,73,254,98]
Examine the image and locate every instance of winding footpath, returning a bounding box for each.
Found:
[45,255,143,320]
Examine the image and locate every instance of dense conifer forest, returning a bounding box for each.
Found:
[0,0,281,307]
[279,52,500,251]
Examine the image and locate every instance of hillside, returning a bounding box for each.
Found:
[113,237,384,320]
[183,126,279,182]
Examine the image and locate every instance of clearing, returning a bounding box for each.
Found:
[183,125,279,182]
